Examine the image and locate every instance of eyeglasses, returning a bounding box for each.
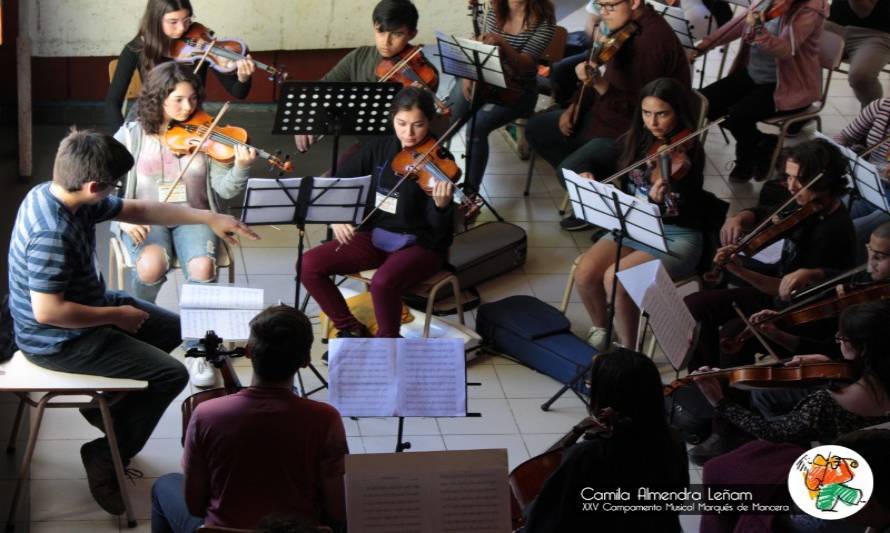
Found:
[95,180,123,192]
[866,244,890,262]
[594,0,629,13]
[834,332,852,344]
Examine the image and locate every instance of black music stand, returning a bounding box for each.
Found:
[272,81,401,176]
[654,2,708,88]
[541,170,669,411]
[435,31,508,221]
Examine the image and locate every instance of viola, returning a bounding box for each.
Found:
[508,409,620,529]
[180,332,244,444]
[169,22,288,82]
[721,281,890,355]
[390,136,482,218]
[165,109,294,172]
[664,361,857,395]
[376,45,450,116]
[570,22,639,128]
[702,176,827,285]
[644,128,695,217]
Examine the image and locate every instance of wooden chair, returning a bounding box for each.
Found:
[343,269,465,338]
[757,31,845,179]
[107,236,235,292]
[1,352,148,528]
[108,59,143,118]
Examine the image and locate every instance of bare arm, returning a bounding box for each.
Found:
[116,200,260,245]
[726,264,782,295]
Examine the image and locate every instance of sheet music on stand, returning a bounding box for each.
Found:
[328,338,468,417]
[240,176,373,226]
[435,31,507,89]
[651,2,697,49]
[616,260,699,370]
[563,169,670,253]
[814,132,890,214]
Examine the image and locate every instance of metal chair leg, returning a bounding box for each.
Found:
[5,396,25,454]
[6,394,50,531]
[524,151,537,196]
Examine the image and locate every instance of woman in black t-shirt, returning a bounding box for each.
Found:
[301,87,456,340]
[105,0,254,128]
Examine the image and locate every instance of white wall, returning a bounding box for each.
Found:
[27,0,472,57]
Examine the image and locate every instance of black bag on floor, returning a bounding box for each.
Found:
[665,385,714,445]
[476,295,593,394]
[406,222,527,313]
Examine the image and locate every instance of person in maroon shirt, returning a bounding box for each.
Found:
[150,306,348,532]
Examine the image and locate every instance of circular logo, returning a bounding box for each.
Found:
[788,445,872,520]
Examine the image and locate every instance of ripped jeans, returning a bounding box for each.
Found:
[121,224,218,303]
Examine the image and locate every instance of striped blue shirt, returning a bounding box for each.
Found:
[8,183,122,355]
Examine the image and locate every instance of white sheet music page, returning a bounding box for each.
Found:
[179,285,264,340]
[241,176,372,226]
[346,449,511,533]
[328,338,399,417]
[397,338,466,417]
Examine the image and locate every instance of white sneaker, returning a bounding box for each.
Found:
[186,358,216,388]
[585,326,611,353]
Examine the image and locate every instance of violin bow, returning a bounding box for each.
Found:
[857,130,890,159]
[789,263,868,301]
[733,171,825,249]
[732,301,780,362]
[161,101,231,203]
[570,43,599,128]
[191,37,218,75]
[599,117,726,185]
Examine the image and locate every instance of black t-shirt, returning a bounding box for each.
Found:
[778,203,856,277]
[105,37,252,128]
[335,136,455,252]
[829,0,890,32]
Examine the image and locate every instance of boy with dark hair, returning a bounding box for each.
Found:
[295,0,432,153]
[7,129,259,515]
[150,306,348,532]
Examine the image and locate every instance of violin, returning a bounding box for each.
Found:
[749,0,793,26]
[169,22,288,82]
[664,361,857,395]
[702,173,826,285]
[165,109,293,172]
[645,128,695,217]
[390,136,482,218]
[508,409,620,529]
[180,331,244,444]
[721,280,890,355]
[570,22,639,128]
[376,45,450,116]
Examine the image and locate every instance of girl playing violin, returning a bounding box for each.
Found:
[105,0,255,129]
[689,0,828,182]
[301,87,455,341]
[449,0,556,197]
[113,63,256,386]
[692,301,890,532]
[573,78,705,351]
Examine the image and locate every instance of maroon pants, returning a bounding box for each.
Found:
[301,231,445,338]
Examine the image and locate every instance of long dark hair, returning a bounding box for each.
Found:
[588,349,670,435]
[136,62,204,135]
[492,0,556,29]
[618,77,698,169]
[778,138,849,197]
[132,0,194,76]
[839,301,890,402]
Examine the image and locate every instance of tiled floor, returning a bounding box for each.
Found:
[9,32,885,533]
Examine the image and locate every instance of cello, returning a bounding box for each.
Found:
[180,331,245,444]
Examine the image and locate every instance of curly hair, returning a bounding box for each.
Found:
[136,62,204,135]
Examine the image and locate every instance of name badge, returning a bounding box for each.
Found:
[158,182,187,203]
[375,191,398,214]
